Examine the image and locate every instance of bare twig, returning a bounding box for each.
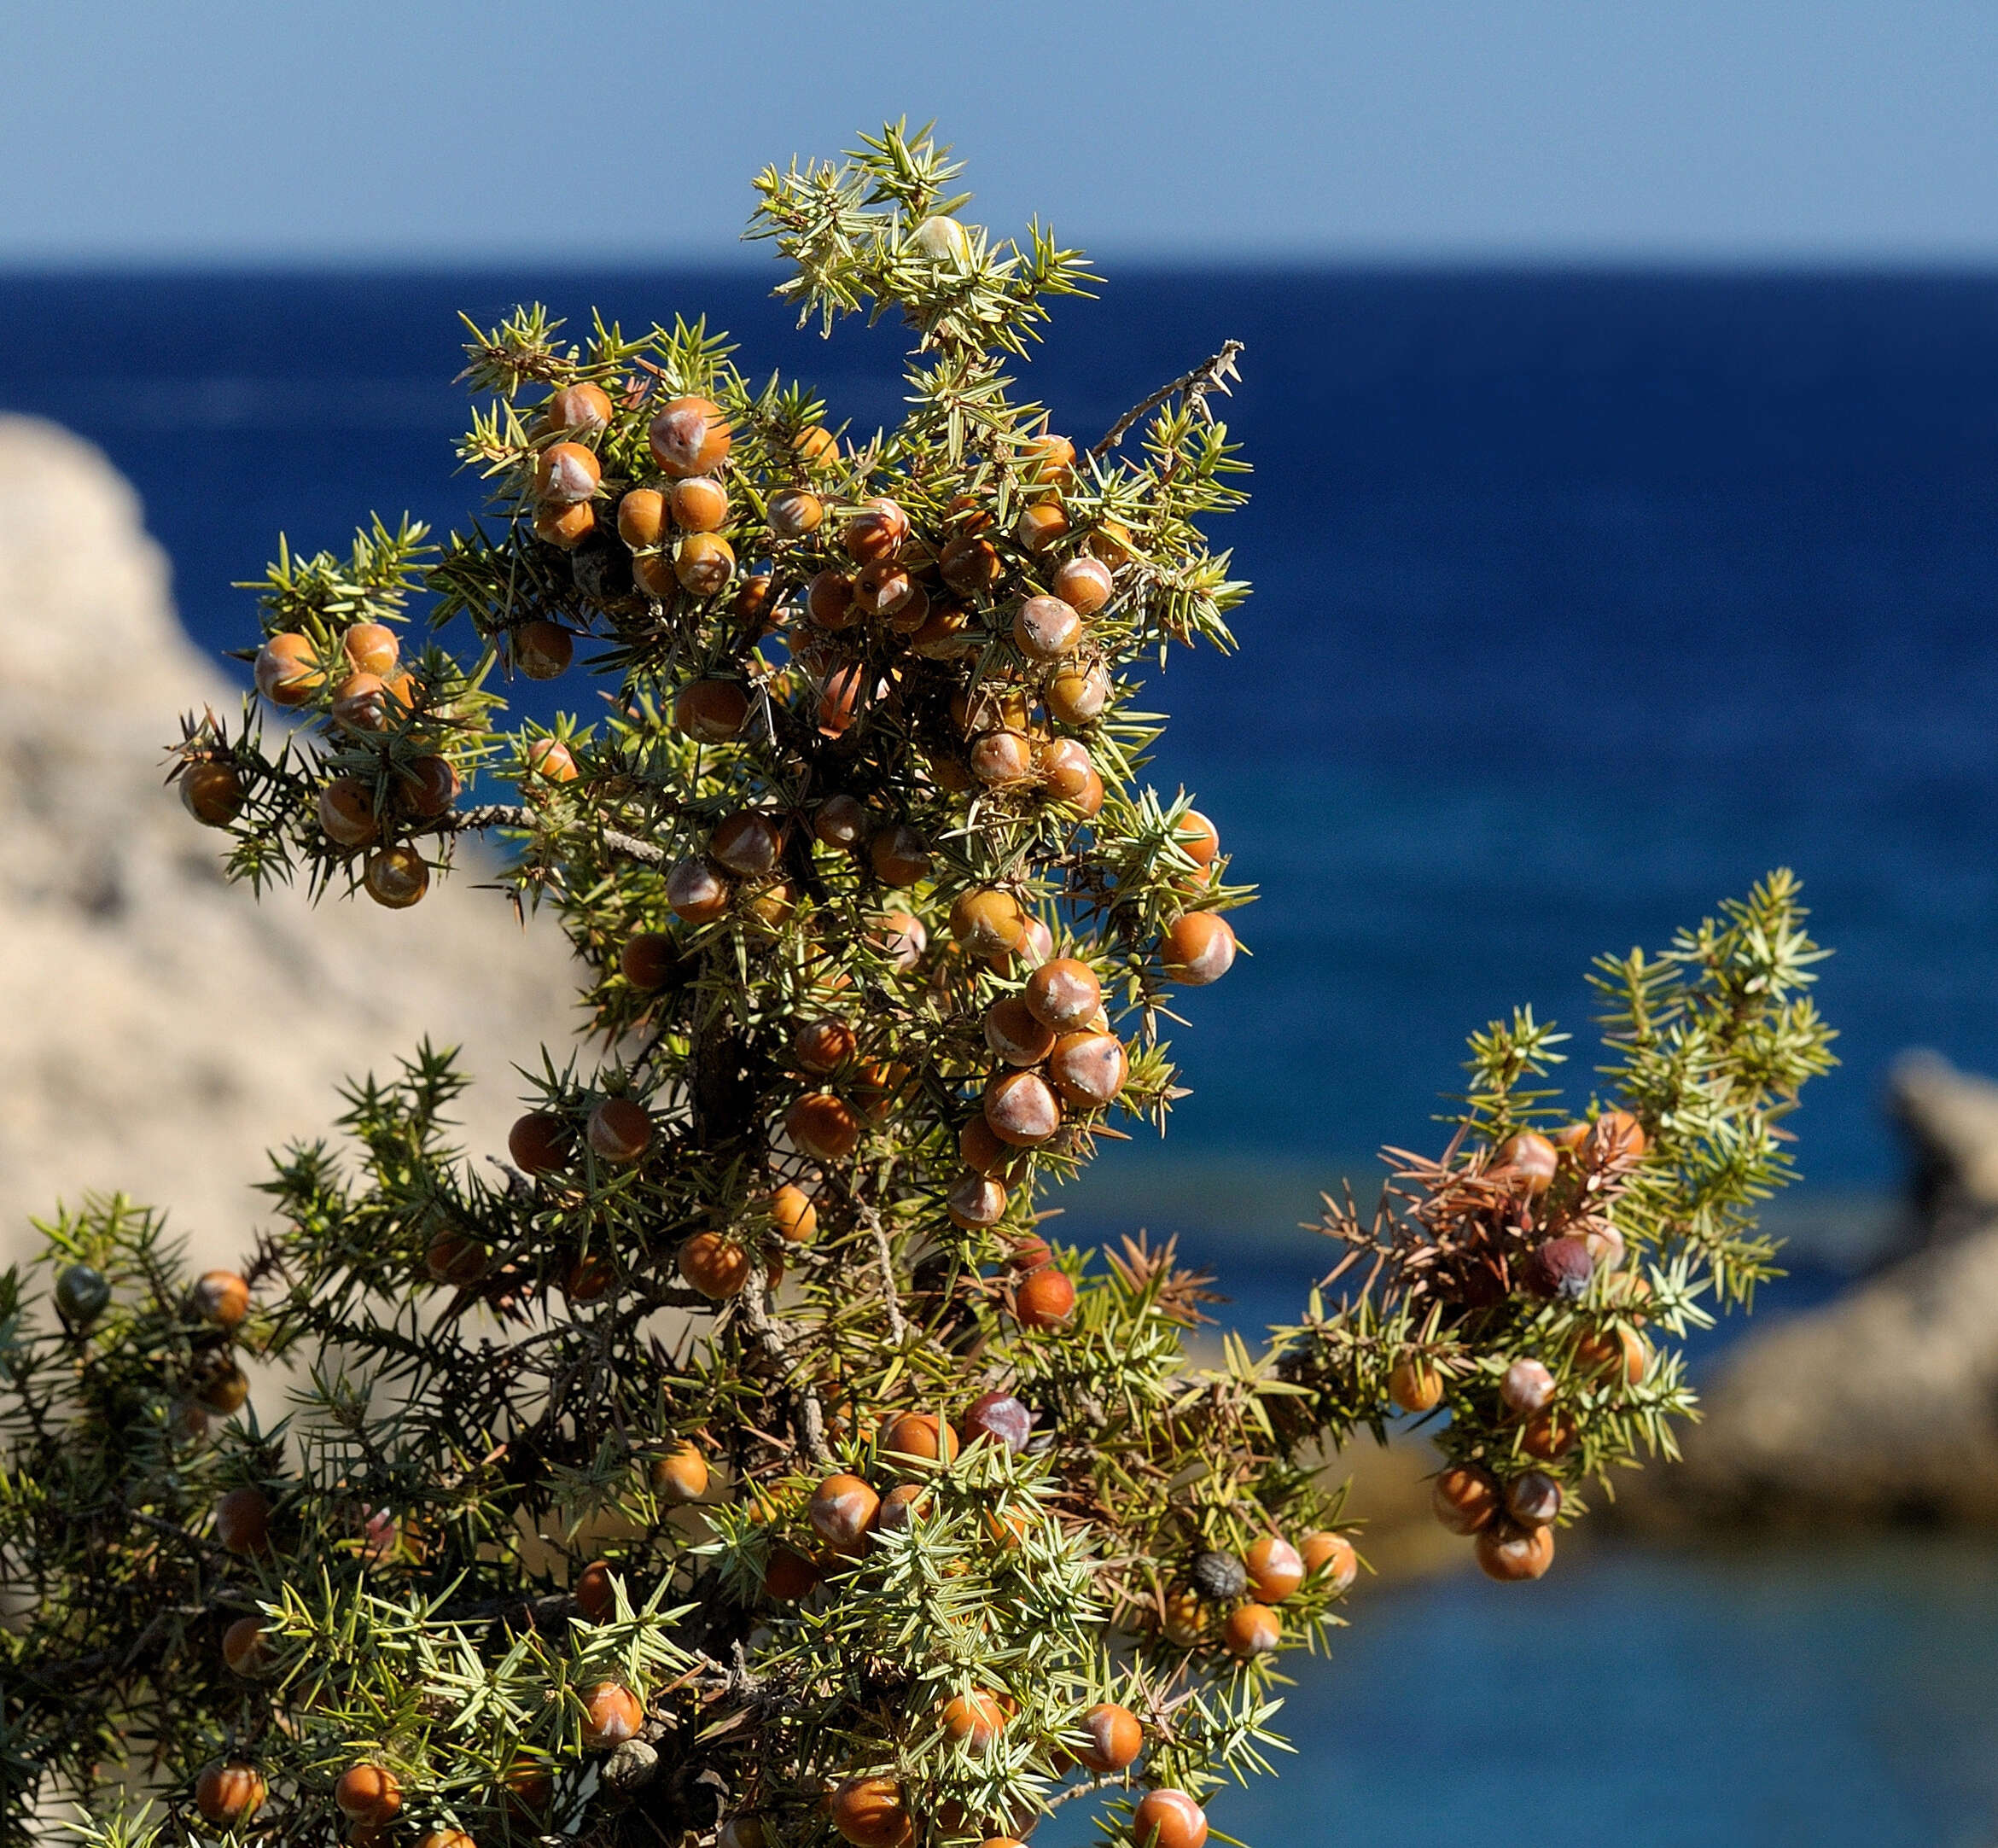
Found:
[859,1203,909,1346]
[438,802,532,835]
[739,1272,836,1467]
[797,1389,830,1466]
[127,1509,231,1566]
[484,1154,533,1202]
[436,804,670,869]
[1089,340,1245,460]
[602,827,670,869]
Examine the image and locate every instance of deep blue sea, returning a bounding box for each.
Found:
[5,267,1996,1844]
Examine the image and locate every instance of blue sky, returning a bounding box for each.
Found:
[6,2,1998,264]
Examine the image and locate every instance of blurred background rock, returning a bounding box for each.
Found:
[1622,1054,1998,1531]
[0,415,574,1272]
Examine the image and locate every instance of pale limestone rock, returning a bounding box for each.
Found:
[1886,1049,1998,1237]
[1640,1051,1998,1525]
[0,415,578,1272]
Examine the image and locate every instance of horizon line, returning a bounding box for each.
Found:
[9,248,1998,280]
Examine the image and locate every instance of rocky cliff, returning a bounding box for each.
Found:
[0,415,576,1272]
[1634,1052,1998,1527]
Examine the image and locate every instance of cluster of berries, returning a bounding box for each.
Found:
[55,1258,251,1441]
[1311,1110,1661,1585]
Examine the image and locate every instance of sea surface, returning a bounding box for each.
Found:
[4,266,1997,1843]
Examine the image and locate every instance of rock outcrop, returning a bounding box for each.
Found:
[1634,1052,1998,1526]
[0,415,576,1271]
